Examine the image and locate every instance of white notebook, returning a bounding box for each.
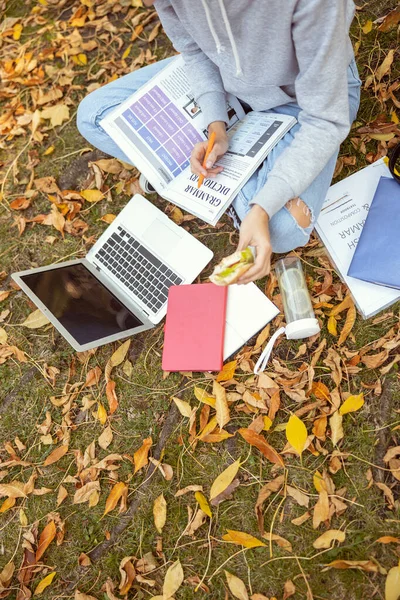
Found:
[315,159,400,319]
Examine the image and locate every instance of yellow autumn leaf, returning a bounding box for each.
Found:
[34,571,56,595]
[339,393,364,415]
[286,414,308,456]
[172,397,193,418]
[133,437,152,474]
[122,44,132,60]
[225,571,249,600]
[216,360,237,382]
[195,491,212,517]
[0,327,7,344]
[222,529,266,549]
[163,560,183,598]
[313,529,346,549]
[385,561,400,600]
[13,23,23,40]
[362,20,373,34]
[153,493,166,533]
[96,402,107,425]
[369,133,395,142]
[330,411,344,445]
[100,214,116,224]
[80,189,104,203]
[210,459,240,500]
[391,111,399,125]
[21,309,50,329]
[19,508,28,526]
[213,380,230,429]
[376,49,394,82]
[194,386,216,407]
[0,497,16,513]
[40,104,70,127]
[43,145,55,156]
[103,482,127,516]
[327,315,338,336]
[313,470,326,493]
[263,416,273,431]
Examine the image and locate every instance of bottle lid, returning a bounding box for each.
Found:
[285,318,320,340]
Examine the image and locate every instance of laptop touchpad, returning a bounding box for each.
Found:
[142,219,182,255]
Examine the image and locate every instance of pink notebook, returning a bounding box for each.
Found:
[162,283,228,372]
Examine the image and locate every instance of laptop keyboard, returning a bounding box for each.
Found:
[94,226,182,313]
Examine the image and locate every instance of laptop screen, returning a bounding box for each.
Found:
[20,263,143,345]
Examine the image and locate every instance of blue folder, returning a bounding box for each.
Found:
[348,176,400,290]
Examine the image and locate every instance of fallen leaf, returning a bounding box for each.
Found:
[313,529,346,549]
[330,411,344,445]
[10,197,31,210]
[56,485,68,507]
[41,104,70,127]
[210,459,241,501]
[153,493,167,533]
[283,580,296,600]
[163,560,184,598]
[194,386,216,408]
[100,214,116,224]
[103,482,128,516]
[339,393,364,415]
[327,315,338,336]
[172,397,193,418]
[75,590,99,600]
[211,478,240,506]
[106,340,131,379]
[80,189,104,203]
[338,301,356,345]
[213,380,230,429]
[175,485,203,497]
[312,490,330,529]
[329,295,353,316]
[106,381,118,414]
[36,521,56,561]
[285,414,307,456]
[222,530,266,548]
[238,429,284,466]
[376,49,394,82]
[195,491,212,518]
[21,309,50,329]
[119,556,136,595]
[263,532,293,553]
[133,437,152,474]
[324,560,379,573]
[286,485,310,507]
[385,561,400,600]
[98,426,113,450]
[43,444,68,466]
[362,20,373,33]
[379,6,400,31]
[376,537,400,544]
[34,571,56,595]
[84,366,102,387]
[96,402,107,425]
[216,360,237,382]
[73,481,101,505]
[225,571,249,600]
[0,497,16,513]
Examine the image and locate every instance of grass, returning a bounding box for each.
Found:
[1,0,400,599]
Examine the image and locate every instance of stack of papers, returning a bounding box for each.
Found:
[315,159,400,319]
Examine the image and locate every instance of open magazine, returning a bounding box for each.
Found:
[101,56,296,226]
[315,158,400,319]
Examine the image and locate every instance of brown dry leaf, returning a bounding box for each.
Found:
[324,560,379,573]
[10,197,31,210]
[323,349,342,386]
[286,485,310,507]
[263,533,293,553]
[311,381,330,401]
[34,176,61,195]
[362,349,389,369]
[84,366,102,387]
[119,556,136,595]
[175,485,203,497]
[313,415,327,440]
[283,580,296,600]
[21,309,50,329]
[104,482,128,516]
[133,437,152,474]
[56,485,68,507]
[106,380,118,414]
[216,360,237,382]
[41,104,70,127]
[43,444,68,467]
[75,590,99,600]
[238,428,284,467]
[313,529,346,549]
[36,520,56,561]
[225,571,249,600]
[163,559,184,598]
[213,380,230,429]
[379,6,400,31]
[98,426,113,450]
[105,339,131,382]
[73,482,100,505]
[78,553,92,566]
[330,411,344,446]
[376,49,394,82]
[153,493,167,533]
[291,511,311,526]
[312,490,330,529]
[338,301,356,345]
[222,530,266,548]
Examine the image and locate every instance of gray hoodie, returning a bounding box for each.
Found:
[153,0,356,219]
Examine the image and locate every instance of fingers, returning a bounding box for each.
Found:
[190,142,225,178]
[237,245,271,284]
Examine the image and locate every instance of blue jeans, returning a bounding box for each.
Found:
[77,57,361,253]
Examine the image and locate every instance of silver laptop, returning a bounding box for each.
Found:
[12,194,213,352]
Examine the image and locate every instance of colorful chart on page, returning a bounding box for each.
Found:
[115,84,203,178]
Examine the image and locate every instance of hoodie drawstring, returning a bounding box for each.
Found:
[201,0,243,77]
[200,0,225,54]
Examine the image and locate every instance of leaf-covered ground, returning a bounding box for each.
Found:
[1,1,400,599]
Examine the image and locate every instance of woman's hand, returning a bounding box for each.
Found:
[236,205,272,284]
[190,121,229,179]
